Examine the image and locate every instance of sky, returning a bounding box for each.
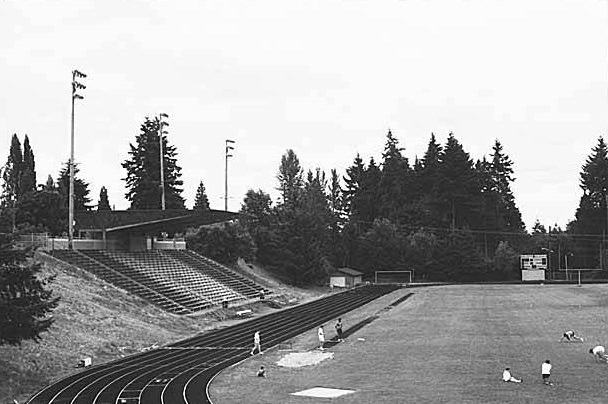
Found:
[1,0,607,231]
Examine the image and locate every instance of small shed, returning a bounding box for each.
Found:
[330,267,364,288]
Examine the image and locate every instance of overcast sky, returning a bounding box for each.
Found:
[1,0,607,230]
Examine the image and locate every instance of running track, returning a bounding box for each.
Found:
[26,284,400,404]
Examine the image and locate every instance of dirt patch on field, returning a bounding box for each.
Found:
[276,351,334,368]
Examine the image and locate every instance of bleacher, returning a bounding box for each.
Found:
[50,250,194,315]
[161,250,271,298]
[49,249,271,314]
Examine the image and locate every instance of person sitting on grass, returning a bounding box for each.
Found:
[560,330,584,342]
[589,345,608,362]
[502,367,522,383]
[257,366,266,377]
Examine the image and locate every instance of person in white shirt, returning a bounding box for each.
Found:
[541,360,553,385]
[318,325,325,351]
[502,367,522,383]
[589,345,607,362]
[250,331,263,355]
[560,330,584,342]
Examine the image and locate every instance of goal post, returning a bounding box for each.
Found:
[374,270,413,285]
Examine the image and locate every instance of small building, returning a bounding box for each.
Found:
[330,267,364,288]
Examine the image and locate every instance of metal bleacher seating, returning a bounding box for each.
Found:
[49,249,271,314]
[160,250,271,299]
[50,250,193,314]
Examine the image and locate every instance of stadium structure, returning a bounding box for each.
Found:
[38,208,272,315]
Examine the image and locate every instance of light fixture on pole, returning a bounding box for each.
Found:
[158,113,169,210]
[540,247,554,280]
[69,69,86,250]
[225,139,235,211]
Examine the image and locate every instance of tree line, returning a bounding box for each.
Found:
[2,118,608,345]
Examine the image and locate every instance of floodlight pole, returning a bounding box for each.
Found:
[69,69,86,250]
[224,139,235,211]
[565,253,573,282]
[158,113,169,210]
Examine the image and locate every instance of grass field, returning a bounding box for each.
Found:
[210,284,608,404]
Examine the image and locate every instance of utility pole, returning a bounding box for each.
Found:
[224,139,235,211]
[69,69,86,250]
[158,113,169,210]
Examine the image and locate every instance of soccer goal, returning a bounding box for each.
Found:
[374,270,413,285]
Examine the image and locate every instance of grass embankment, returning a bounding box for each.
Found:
[211,284,608,404]
[0,257,319,403]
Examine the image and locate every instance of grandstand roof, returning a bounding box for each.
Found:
[75,209,239,234]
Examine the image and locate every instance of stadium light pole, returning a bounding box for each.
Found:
[69,69,86,250]
[158,113,169,210]
[224,139,235,211]
[540,248,553,280]
[565,252,573,282]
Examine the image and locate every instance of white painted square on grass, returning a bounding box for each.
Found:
[291,387,355,398]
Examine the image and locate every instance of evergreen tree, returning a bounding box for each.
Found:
[328,169,344,221]
[122,116,185,210]
[438,133,482,230]
[56,162,92,211]
[342,154,365,217]
[435,230,489,281]
[186,222,256,264]
[97,186,111,211]
[15,189,66,235]
[407,133,446,227]
[1,134,23,207]
[573,136,608,236]
[420,133,443,194]
[0,234,59,345]
[350,157,381,227]
[328,169,346,266]
[276,149,303,207]
[193,181,210,211]
[357,218,408,274]
[488,140,525,232]
[240,189,276,265]
[43,175,56,191]
[20,135,36,198]
[377,129,411,219]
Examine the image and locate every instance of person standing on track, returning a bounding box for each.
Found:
[335,318,344,342]
[250,331,263,355]
[318,325,325,351]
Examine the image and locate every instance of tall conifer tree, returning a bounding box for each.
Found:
[1,134,23,206]
[97,186,111,211]
[20,135,36,198]
[193,180,210,211]
[57,162,92,211]
[276,149,303,208]
[438,133,482,230]
[378,130,410,219]
[122,116,185,209]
